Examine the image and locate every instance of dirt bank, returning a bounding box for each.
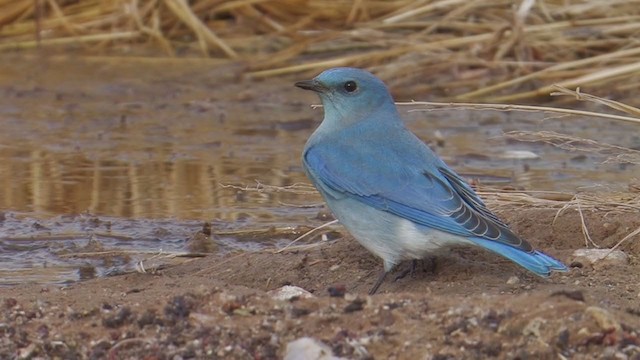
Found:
[2,208,640,359]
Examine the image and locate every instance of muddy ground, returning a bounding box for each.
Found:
[2,207,640,359]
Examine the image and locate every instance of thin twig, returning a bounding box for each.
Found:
[276,219,339,253]
[576,200,599,248]
[402,100,640,124]
[605,225,640,255]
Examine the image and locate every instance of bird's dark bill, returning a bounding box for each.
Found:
[294,79,327,93]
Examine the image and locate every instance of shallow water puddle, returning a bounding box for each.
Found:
[0,212,292,285]
[0,55,637,284]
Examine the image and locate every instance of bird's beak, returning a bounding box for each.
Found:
[294,79,328,93]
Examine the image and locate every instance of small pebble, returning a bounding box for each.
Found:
[284,337,342,360]
[268,286,314,301]
[522,317,546,339]
[499,150,540,159]
[585,306,622,332]
[327,285,346,298]
[344,299,365,313]
[506,276,520,285]
[550,290,585,302]
[572,249,628,267]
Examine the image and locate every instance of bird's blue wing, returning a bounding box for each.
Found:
[304,141,531,251]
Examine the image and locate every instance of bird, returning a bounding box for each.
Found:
[295,67,568,295]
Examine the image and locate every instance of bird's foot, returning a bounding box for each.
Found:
[423,256,437,274]
[394,259,418,281]
[394,257,437,282]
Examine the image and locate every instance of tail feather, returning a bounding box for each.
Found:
[469,238,567,276]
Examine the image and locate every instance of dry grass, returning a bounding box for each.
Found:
[1,0,639,100]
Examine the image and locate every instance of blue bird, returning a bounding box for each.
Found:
[295,67,567,295]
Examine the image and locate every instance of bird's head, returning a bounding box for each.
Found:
[295,67,396,127]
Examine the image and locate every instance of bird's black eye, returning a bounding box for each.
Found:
[343,80,358,93]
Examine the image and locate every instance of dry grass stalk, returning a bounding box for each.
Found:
[605,225,640,255]
[487,60,640,102]
[457,47,640,101]
[219,181,317,195]
[550,85,640,117]
[1,0,639,100]
[164,0,237,58]
[407,84,640,124]
[404,101,640,124]
[276,219,339,253]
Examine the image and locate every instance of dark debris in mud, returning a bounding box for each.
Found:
[2,283,640,359]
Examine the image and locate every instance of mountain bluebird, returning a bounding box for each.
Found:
[296,67,567,295]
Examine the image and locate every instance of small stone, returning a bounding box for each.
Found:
[600,347,619,359]
[585,306,622,332]
[522,317,546,338]
[18,343,37,359]
[550,290,585,302]
[164,295,194,320]
[577,327,590,336]
[4,298,18,309]
[268,286,314,301]
[284,337,343,360]
[344,293,357,302]
[327,285,346,298]
[290,307,311,318]
[37,324,49,339]
[499,150,540,159]
[102,307,132,328]
[572,249,628,267]
[138,309,161,328]
[344,298,365,313]
[556,328,570,350]
[190,312,216,325]
[506,276,520,285]
[329,264,340,271]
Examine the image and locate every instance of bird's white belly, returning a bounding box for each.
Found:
[326,196,471,271]
[394,217,470,256]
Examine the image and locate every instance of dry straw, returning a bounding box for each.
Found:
[1,0,639,100]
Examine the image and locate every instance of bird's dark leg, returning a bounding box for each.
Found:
[423,255,437,274]
[369,269,387,295]
[394,259,418,281]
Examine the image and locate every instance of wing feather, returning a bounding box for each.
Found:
[304,144,532,252]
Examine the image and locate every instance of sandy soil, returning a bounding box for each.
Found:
[2,208,640,359]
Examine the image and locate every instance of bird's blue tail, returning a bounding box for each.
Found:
[469,238,568,276]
